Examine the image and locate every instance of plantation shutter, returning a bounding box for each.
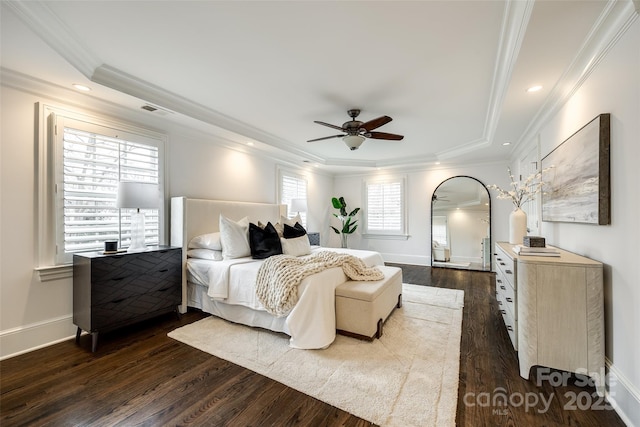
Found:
[366,179,403,233]
[280,174,307,226]
[61,126,159,257]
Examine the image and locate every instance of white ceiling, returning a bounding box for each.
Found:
[2,0,630,173]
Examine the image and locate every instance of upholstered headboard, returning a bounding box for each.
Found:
[170,197,287,312]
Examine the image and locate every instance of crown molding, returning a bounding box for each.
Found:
[3,1,100,78]
[432,0,533,160]
[482,0,535,144]
[512,0,638,159]
[91,65,325,163]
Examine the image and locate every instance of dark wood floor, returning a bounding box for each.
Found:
[1,265,625,426]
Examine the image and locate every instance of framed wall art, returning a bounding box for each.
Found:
[541,113,610,225]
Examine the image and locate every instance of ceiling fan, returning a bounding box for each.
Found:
[432,194,451,203]
[307,109,404,150]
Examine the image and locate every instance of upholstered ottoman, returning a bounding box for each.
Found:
[335,265,403,340]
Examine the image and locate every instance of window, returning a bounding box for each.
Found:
[279,170,307,227]
[364,176,408,239]
[432,216,448,246]
[41,106,166,267]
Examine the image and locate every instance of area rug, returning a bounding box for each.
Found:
[168,284,464,426]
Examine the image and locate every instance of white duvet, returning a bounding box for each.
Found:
[186,247,385,349]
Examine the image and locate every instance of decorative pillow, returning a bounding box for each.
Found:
[280,214,303,227]
[188,232,222,250]
[187,248,223,261]
[219,215,250,259]
[280,236,311,257]
[283,222,307,238]
[249,222,283,259]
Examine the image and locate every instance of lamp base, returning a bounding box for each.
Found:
[127,210,147,252]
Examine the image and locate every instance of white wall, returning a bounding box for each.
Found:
[513,19,640,426]
[0,82,333,358]
[332,163,512,265]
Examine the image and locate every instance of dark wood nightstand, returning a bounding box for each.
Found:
[73,245,182,352]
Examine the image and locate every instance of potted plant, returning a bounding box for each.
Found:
[330,196,360,248]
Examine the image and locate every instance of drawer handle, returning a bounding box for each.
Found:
[496,279,502,283]
[158,269,169,273]
[507,326,514,331]
[498,301,502,305]
[500,262,505,266]
[112,277,126,281]
[500,309,506,314]
[496,257,502,261]
[111,298,125,304]
[506,270,513,274]
[506,297,513,302]
[500,285,506,290]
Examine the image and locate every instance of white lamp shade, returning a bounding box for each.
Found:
[116,182,159,209]
[343,135,365,150]
[290,198,307,213]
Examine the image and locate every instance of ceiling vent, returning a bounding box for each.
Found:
[140,104,174,115]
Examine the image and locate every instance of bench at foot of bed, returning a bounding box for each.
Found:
[335,265,403,340]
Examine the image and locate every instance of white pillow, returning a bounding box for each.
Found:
[189,232,222,250]
[280,236,311,257]
[280,214,303,227]
[219,215,250,259]
[187,248,223,261]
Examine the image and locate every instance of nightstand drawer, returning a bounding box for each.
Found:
[92,285,180,329]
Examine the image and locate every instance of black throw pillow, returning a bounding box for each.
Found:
[283,222,306,238]
[249,222,283,259]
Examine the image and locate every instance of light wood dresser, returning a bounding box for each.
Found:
[494,242,605,396]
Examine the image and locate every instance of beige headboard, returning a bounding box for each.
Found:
[170,197,287,312]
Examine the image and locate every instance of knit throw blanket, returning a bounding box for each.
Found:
[256,251,385,317]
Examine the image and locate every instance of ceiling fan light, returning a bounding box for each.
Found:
[343,135,365,150]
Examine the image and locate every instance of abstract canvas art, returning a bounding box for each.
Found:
[541,114,610,225]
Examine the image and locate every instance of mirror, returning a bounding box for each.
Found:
[431,176,491,271]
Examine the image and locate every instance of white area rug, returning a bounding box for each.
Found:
[168,284,464,426]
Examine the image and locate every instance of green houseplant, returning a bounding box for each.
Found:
[330,196,360,248]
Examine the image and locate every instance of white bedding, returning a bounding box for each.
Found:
[186,247,385,349]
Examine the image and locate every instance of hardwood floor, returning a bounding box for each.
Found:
[1,265,625,426]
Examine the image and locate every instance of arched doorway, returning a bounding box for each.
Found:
[431,176,491,271]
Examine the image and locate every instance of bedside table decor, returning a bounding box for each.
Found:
[73,245,181,352]
[116,181,159,252]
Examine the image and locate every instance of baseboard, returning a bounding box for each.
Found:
[606,358,640,427]
[0,315,76,360]
[380,252,430,266]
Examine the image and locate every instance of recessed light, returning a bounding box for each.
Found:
[72,84,91,92]
[502,142,511,146]
[435,161,441,165]
[526,85,542,93]
[246,142,254,146]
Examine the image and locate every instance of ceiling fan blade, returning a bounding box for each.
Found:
[361,116,392,131]
[314,121,345,132]
[367,131,404,140]
[307,134,344,142]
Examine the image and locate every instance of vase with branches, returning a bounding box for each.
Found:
[488,166,552,244]
[330,196,360,248]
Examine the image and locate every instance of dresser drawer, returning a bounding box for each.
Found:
[92,285,181,330]
[496,290,518,350]
[495,245,516,289]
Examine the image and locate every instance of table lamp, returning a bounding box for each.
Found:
[116,181,159,252]
[290,198,307,216]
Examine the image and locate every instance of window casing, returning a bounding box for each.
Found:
[363,176,408,239]
[278,170,307,227]
[40,105,166,267]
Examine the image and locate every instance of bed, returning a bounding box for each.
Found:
[170,197,385,349]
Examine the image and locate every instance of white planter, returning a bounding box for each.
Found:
[509,207,527,245]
